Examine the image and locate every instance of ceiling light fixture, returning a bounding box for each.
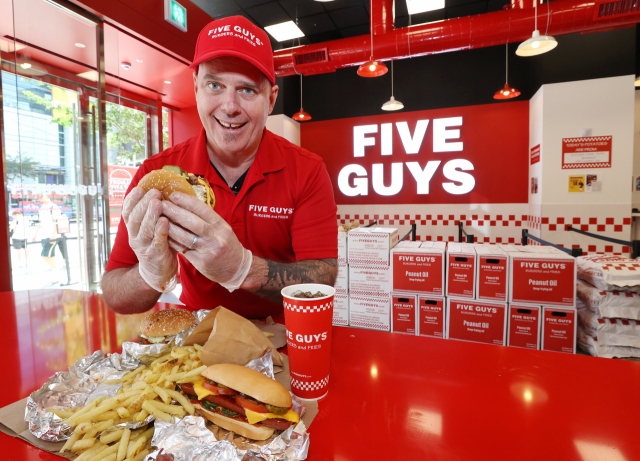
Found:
[358,0,388,77]
[292,74,312,121]
[20,62,32,69]
[164,80,172,84]
[516,0,557,56]
[136,59,143,63]
[406,0,445,15]
[382,61,404,110]
[121,62,132,70]
[75,43,85,48]
[494,43,521,100]
[265,21,304,42]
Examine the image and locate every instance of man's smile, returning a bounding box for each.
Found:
[215,117,248,130]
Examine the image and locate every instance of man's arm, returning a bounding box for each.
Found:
[241,256,338,303]
[101,265,162,314]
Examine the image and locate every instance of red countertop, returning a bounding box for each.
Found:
[1,289,639,461]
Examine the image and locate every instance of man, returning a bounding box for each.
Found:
[102,16,338,318]
[32,194,62,284]
[10,210,29,266]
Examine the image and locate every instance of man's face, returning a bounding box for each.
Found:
[194,56,278,159]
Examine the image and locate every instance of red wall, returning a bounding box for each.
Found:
[173,105,202,145]
[301,101,529,205]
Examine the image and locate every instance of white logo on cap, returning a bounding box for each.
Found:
[208,24,263,47]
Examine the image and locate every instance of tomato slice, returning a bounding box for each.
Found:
[202,381,238,396]
[236,394,270,413]
[204,394,246,416]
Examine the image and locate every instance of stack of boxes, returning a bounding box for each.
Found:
[391,241,446,337]
[332,227,579,354]
[575,255,640,358]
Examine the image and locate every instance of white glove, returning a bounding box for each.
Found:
[122,187,179,294]
[161,191,253,292]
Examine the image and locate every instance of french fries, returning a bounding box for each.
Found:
[49,345,202,460]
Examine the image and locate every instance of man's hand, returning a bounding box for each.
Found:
[122,187,178,293]
[162,191,252,291]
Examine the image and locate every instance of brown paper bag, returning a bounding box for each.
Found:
[184,306,283,366]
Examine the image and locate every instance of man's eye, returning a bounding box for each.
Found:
[241,88,255,95]
[208,82,220,90]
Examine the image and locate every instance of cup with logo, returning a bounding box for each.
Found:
[281,283,336,400]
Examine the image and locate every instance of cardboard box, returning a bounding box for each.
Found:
[338,232,347,264]
[391,245,445,296]
[395,241,422,249]
[391,293,417,335]
[447,298,508,346]
[418,296,446,338]
[335,263,349,295]
[476,246,509,302]
[349,295,391,331]
[508,252,576,307]
[349,264,392,298]
[541,306,577,354]
[446,244,477,299]
[333,293,349,326]
[507,305,541,350]
[422,241,447,250]
[347,227,399,266]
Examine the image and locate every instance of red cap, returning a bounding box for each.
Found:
[191,16,275,85]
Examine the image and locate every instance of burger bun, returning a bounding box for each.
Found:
[196,405,275,441]
[140,308,195,337]
[201,364,292,409]
[138,169,196,201]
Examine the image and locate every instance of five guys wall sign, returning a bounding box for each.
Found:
[300,101,529,204]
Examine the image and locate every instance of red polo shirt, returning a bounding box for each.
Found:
[106,128,338,318]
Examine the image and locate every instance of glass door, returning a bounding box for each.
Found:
[1,0,108,291]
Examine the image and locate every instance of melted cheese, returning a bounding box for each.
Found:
[244,408,300,425]
[192,378,213,400]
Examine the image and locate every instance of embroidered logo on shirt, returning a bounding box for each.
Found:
[249,204,293,219]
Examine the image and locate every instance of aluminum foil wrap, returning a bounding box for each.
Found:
[145,417,309,461]
[122,309,211,364]
[25,350,141,441]
[143,351,308,461]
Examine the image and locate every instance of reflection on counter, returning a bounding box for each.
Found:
[13,289,178,396]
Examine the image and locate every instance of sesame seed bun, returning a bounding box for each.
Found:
[201,364,292,409]
[195,405,275,440]
[140,308,196,337]
[138,169,197,201]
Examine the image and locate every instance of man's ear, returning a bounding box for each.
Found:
[193,67,199,96]
[268,84,279,115]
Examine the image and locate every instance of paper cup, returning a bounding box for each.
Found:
[281,283,336,400]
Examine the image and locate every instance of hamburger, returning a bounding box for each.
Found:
[139,308,196,345]
[138,165,215,209]
[178,364,299,440]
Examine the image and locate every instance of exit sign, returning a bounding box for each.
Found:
[164,0,187,32]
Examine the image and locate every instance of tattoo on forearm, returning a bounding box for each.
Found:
[252,258,338,303]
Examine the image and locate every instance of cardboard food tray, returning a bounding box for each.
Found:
[0,307,317,459]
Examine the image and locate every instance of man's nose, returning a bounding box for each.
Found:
[220,89,241,116]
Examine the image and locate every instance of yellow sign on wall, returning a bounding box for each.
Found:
[568,175,585,193]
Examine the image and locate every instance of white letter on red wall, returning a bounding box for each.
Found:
[353,125,378,157]
[406,161,441,194]
[396,120,429,154]
[442,159,475,194]
[381,123,393,156]
[372,163,403,196]
[433,117,463,152]
[338,164,369,196]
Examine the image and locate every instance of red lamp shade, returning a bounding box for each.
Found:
[357,56,388,77]
[292,108,312,121]
[493,83,521,100]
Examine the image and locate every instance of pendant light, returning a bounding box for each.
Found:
[382,61,404,110]
[516,0,557,56]
[494,43,521,100]
[292,74,312,121]
[357,0,388,77]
